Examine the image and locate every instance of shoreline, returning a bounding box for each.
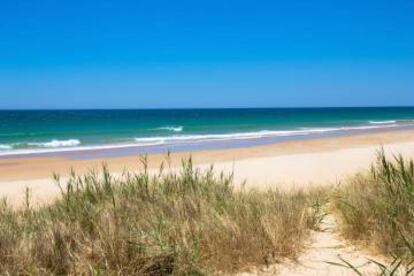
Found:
[1,128,414,204]
[2,127,414,180]
[1,123,414,160]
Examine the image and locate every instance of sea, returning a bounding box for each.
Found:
[1,107,414,159]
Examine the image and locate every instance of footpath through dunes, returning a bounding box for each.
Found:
[237,211,386,276]
[237,151,414,276]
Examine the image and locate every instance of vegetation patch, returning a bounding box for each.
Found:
[333,150,414,263]
[0,157,325,275]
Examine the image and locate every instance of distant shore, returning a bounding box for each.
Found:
[1,128,414,205]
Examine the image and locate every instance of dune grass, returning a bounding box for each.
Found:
[332,150,414,263]
[0,156,325,275]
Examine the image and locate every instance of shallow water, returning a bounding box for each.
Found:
[1,107,414,157]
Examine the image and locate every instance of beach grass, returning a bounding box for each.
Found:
[332,150,414,263]
[0,156,325,275]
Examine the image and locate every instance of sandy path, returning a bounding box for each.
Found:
[275,214,381,276]
[238,209,387,276]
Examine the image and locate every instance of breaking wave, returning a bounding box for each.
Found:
[0,144,12,150]
[26,139,81,148]
[155,126,184,132]
[369,120,397,125]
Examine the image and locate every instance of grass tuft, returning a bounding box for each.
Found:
[333,149,414,262]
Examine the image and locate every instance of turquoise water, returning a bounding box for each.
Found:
[1,107,414,156]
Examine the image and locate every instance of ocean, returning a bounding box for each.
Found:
[1,107,414,158]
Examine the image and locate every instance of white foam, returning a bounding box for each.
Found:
[155,126,183,132]
[0,144,12,150]
[135,130,306,144]
[0,141,165,156]
[369,120,397,125]
[27,139,81,148]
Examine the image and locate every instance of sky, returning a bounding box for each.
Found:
[0,0,413,109]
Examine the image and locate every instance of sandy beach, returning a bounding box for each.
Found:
[3,1,414,272]
[1,129,414,205]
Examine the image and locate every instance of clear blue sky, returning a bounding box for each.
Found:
[1,0,413,109]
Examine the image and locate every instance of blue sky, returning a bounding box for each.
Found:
[0,0,413,109]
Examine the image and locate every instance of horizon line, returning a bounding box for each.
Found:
[0,105,414,111]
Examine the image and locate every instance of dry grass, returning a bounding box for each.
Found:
[332,150,414,262]
[0,156,325,275]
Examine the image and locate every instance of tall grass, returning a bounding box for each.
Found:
[0,157,324,275]
[333,150,414,261]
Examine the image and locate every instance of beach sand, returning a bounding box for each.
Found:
[1,129,414,205]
